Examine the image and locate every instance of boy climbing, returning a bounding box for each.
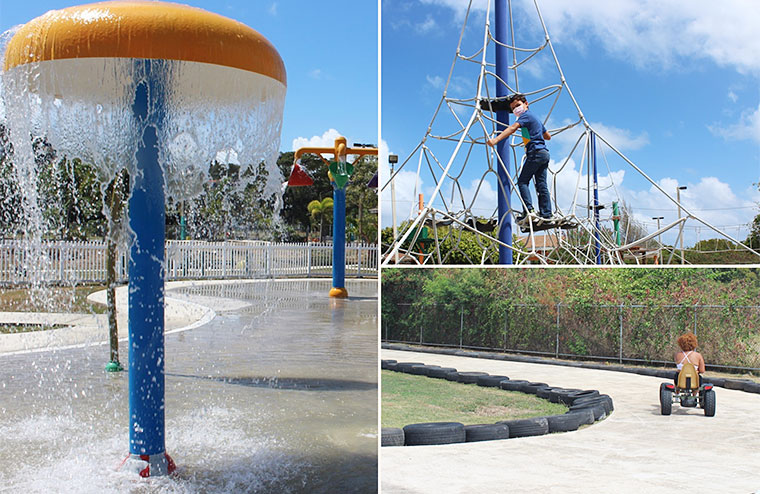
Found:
[487,93,559,224]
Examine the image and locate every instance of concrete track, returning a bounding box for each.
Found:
[381,349,760,494]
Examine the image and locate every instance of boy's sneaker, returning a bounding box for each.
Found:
[516,209,535,224]
[541,212,563,222]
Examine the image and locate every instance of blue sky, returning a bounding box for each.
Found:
[0,0,378,156]
[381,0,760,247]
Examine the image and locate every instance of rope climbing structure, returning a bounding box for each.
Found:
[381,0,760,265]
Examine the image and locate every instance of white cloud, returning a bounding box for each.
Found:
[417,15,437,33]
[309,69,323,80]
[291,128,343,153]
[425,75,445,90]
[419,0,489,19]
[728,91,738,103]
[268,2,277,16]
[624,176,757,246]
[550,119,649,156]
[709,103,760,144]
[515,0,760,75]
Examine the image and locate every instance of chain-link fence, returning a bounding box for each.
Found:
[382,302,760,371]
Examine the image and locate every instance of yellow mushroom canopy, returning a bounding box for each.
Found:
[3,0,286,86]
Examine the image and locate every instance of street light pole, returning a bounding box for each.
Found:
[676,186,687,264]
[389,154,399,264]
[653,216,664,264]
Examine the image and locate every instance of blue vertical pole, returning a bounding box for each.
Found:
[127,60,173,476]
[330,182,347,297]
[495,0,512,265]
[591,131,601,264]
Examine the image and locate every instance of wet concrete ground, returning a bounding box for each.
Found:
[0,278,378,494]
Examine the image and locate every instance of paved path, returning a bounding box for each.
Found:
[0,281,219,354]
[381,349,760,494]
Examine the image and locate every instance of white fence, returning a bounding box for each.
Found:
[0,240,377,285]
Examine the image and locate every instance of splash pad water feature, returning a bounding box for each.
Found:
[2,0,287,478]
[287,137,378,298]
[0,279,378,492]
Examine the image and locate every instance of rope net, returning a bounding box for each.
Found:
[381,0,760,265]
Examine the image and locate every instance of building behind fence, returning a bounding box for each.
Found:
[382,302,760,372]
[0,240,377,285]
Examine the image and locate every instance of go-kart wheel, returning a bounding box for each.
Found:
[703,389,716,417]
[660,384,672,415]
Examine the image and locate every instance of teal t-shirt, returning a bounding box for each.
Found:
[516,110,547,155]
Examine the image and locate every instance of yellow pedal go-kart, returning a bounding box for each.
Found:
[659,363,715,417]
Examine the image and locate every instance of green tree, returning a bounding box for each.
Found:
[307,197,334,241]
[346,155,378,243]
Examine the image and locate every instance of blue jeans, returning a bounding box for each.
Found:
[517,148,551,217]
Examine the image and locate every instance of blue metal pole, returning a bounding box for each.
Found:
[591,131,601,264]
[330,183,347,297]
[495,0,512,265]
[126,60,173,476]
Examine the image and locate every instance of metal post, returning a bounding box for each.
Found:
[555,303,560,358]
[331,184,347,294]
[460,306,464,349]
[126,61,174,476]
[612,201,620,246]
[653,216,664,265]
[591,132,601,264]
[503,307,508,351]
[495,0,513,264]
[390,158,399,264]
[677,185,687,264]
[619,304,624,363]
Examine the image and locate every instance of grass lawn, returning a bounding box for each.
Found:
[0,323,68,334]
[0,285,107,314]
[382,370,567,428]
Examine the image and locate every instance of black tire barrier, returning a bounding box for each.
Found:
[566,390,600,404]
[570,402,606,421]
[427,367,458,379]
[457,371,488,384]
[522,382,549,394]
[382,343,760,398]
[410,365,438,376]
[573,395,614,414]
[403,422,466,446]
[464,424,510,442]
[535,386,555,400]
[546,413,586,433]
[396,362,426,373]
[382,360,611,446]
[445,371,462,381]
[704,377,726,387]
[385,361,399,371]
[654,369,675,379]
[567,408,595,426]
[743,382,760,393]
[476,375,509,387]
[500,379,530,391]
[498,417,549,438]
[382,427,405,447]
[723,379,754,390]
[381,359,397,370]
[552,388,583,405]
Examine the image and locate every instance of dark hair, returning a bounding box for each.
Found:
[507,93,528,113]
[677,332,698,351]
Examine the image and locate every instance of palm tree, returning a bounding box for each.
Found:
[307,197,334,241]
